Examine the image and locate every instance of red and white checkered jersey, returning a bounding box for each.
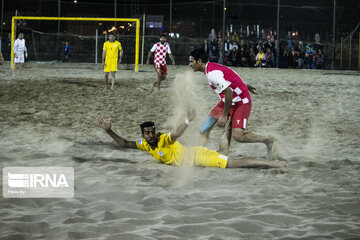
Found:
[206,62,251,106]
[151,42,172,67]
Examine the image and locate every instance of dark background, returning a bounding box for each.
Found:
[1,0,359,67]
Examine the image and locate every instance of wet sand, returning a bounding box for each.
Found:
[0,62,359,239]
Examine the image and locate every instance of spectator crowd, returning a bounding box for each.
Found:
[203,29,327,69]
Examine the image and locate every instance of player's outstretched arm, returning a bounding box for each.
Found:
[247,84,257,94]
[98,118,137,149]
[171,108,196,141]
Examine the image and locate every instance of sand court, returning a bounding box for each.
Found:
[0,63,359,239]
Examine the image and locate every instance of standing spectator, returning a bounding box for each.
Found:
[13,32,28,76]
[225,31,231,42]
[203,39,209,58]
[62,41,71,63]
[279,48,291,68]
[217,37,224,64]
[304,46,314,69]
[146,33,175,92]
[316,49,325,69]
[294,50,304,69]
[209,39,219,63]
[102,32,123,90]
[256,40,263,52]
[286,31,293,51]
[265,48,274,67]
[314,33,320,44]
[264,38,274,53]
[207,38,218,62]
[4,33,11,61]
[312,50,318,69]
[313,33,321,52]
[0,52,4,65]
[249,47,256,67]
[208,29,217,41]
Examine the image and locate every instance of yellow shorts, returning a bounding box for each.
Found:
[185,147,228,168]
[104,58,118,72]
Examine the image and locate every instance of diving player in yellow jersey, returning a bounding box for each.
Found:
[102,32,123,90]
[98,109,287,169]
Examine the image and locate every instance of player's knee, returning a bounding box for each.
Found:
[232,129,245,141]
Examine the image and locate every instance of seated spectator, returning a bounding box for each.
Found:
[224,39,233,57]
[255,48,266,67]
[209,41,219,63]
[231,31,240,44]
[238,47,249,67]
[248,30,257,43]
[232,41,239,51]
[228,47,240,66]
[295,51,304,69]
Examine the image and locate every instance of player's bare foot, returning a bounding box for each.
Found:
[265,137,278,160]
[274,160,288,168]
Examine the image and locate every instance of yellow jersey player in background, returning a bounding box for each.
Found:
[102,32,123,90]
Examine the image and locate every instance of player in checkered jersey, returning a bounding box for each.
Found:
[146,34,175,91]
[189,48,278,160]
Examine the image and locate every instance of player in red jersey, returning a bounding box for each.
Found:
[146,34,175,92]
[189,48,277,160]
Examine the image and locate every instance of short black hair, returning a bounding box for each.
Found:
[108,32,115,36]
[160,33,167,38]
[140,121,155,133]
[189,48,208,63]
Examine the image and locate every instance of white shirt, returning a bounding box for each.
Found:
[14,38,27,55]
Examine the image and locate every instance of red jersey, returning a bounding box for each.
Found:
[205,62,251,106]
[150,42,172,67]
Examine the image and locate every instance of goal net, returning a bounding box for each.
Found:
[11,16,140,71]
[340,22,360,70]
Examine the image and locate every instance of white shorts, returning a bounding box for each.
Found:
[15,53,25,63]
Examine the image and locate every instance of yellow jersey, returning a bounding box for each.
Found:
[136,133,185,165]
[135,132,228,168]
[103,40,122,59]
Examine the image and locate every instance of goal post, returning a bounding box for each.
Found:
[11,16,140,71]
